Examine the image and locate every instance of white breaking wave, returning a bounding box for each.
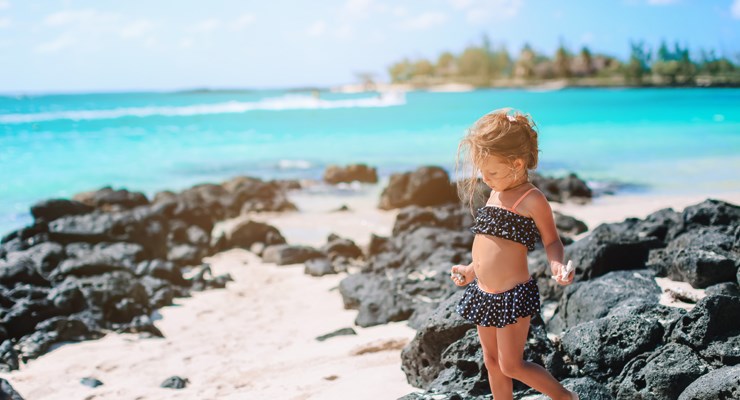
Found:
[277,159,313,170]
[0,92,407,124]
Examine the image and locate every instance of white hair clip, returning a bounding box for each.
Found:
[507,115,516,122]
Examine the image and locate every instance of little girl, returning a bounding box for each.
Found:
[450,109,578,400]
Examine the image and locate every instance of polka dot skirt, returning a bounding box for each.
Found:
[456,277,541,328]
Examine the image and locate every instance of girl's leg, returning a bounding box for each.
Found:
[477,325,513,400]
[496,316,574,400]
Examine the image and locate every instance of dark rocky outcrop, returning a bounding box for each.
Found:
[80,377,103,388]
[670,294,740,367]
[319,234,364,273]
[0,175,293,371]
[323,164,378,184]
[30,199,95,225]
[705,282,740,297]
[554,211,589,244]
[650,226,738,288]
[262,244,325,266]
[213,219,286,253]
[160,376,189,389]
[378,166,459,210]
[304,257,334,276]
[678,364,740,400]
[546,270,662,334]
[530,172,592,203]
[559,314,663,381]
[401,294,476,389]
[385,197,740,399]
[315,327,357,341]
[562,222,664,282]
[338,204,474,327]
[610,342,710,399]
[0,378,24,400]
[72,187,150,211]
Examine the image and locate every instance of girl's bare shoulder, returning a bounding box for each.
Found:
[518,186,551,219]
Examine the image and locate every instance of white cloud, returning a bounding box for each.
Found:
[230,13,256,31]
[647,0,679,5]
[391,6,408,17]
[0,0,9,10]
[732,0,740,19]
[342,0,374,18]
[38,9,160,53]
[307,20,326,37]
[335,23,354,40]
[35,33,76,53]
[179,38,193,48]
[449,0,473,9]
[0,17,10,29]
[399,11,448,30]
[120,19,155,39]
[43,9,117,27]
[192,18,221,33]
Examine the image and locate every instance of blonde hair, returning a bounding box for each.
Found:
[455,108,540,213]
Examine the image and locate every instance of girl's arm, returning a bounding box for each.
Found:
[527,191,572,284]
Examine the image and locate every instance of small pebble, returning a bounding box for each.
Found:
[80,377,103,388]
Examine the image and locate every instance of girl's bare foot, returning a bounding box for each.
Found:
[570,390,579,400]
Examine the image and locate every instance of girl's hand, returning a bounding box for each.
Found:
[450,264,474,286]
[551,260,575,286]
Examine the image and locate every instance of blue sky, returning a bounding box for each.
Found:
[0,0,739,93]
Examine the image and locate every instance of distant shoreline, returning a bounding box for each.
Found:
[331,79,740,94]
[2,81,739,97]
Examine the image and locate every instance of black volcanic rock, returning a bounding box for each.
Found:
[657,226,737,288]
[547,269,661,334]
[0,253,49,288]
[30,199,94,223]
[553,211,588,237]
[0,341,19,372]
[560,314,663,381]
[670,294,740,367]
[214,219,286,252]
[323,164,378,184]
[0,378,24,400]
[705,282,740,297]
[73,186,150,211]
[80,377,103,388]
[610,343,710,399]
[0,174,296,371]
[378,166,458,210]
[563,222,664,282]
[304,257,334,276]
[667,198,740,240]
[401,293,476,389]
[160,375,188,389]
[530,172,592,203]
[17,316,99,360]
[261,244,325,265]
[677,364,740,400]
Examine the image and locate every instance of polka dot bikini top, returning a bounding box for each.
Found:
[470,187,541,251]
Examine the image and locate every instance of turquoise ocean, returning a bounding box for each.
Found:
[1,88,739,236]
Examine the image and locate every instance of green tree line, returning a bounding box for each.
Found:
[387,36,740,87]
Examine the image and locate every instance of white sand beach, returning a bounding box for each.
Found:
[2,185,739,400]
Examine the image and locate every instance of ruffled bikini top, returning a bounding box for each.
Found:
[470,187,541,251]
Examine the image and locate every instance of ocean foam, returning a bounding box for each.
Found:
[0,92,407,124]
[277,159,313,170]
